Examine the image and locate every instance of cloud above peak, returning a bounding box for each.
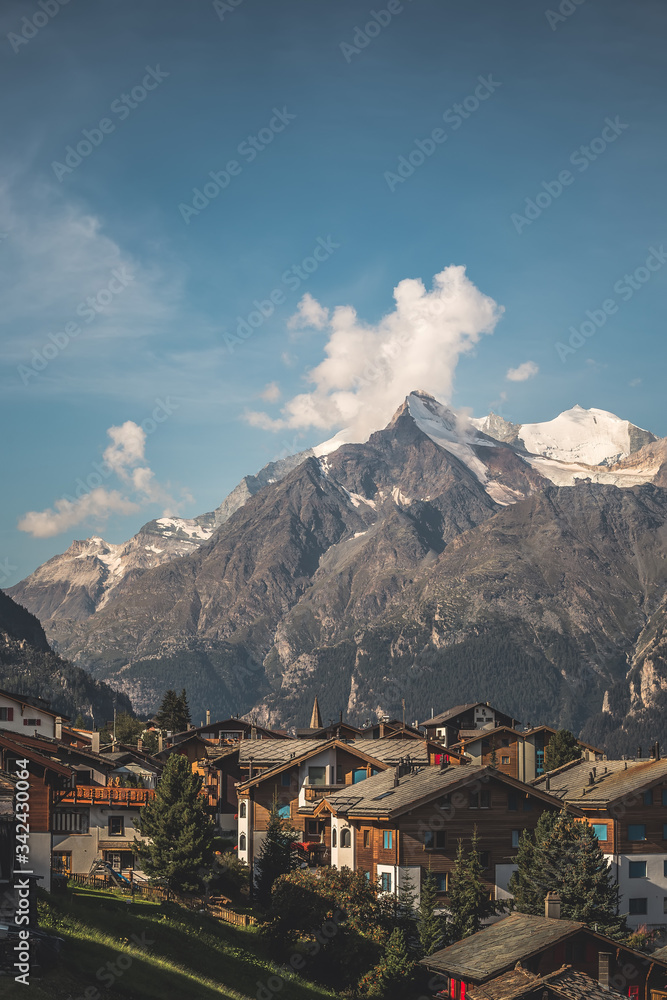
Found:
[18,420,188,538]
[243,265,503,442]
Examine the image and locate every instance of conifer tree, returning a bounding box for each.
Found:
[376,927,416,999]
[255,793,296,906]
[418,870,446,957]
[155,689,190,733]
[544,729,582,772]
[135,752,215,892]
[509,810,624,936]
[448,829,494,941]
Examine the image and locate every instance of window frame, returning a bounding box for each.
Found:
[629,860,647,879]
[108,815,124,838]
[628,824,647,842]
[382,830,393,850]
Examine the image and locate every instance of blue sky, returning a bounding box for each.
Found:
[1,0,665,586]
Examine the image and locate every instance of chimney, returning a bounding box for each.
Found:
[394,766,400,787]
[206,710,211,727]
[158,733,164,752]
[545,774,551,791]
[91,731,100,753]
[598,952,612,990]
[55,716,63,740]
[251,725,257,741]
[137,737,143,750]
[637,746,642,759]
[545,892,561,920]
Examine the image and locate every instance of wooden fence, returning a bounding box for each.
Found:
[67,874,256,926]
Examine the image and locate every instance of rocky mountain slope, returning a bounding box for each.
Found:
[0,590,131,725]
[7,392,667,750]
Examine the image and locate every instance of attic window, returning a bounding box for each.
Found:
[23,718,41,726]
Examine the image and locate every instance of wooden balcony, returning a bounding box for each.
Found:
[58,787,154,806]
[303,784,346,802]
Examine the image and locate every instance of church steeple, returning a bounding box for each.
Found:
[310,696,323,730]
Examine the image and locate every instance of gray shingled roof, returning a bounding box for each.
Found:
[238,738,327,763]
[420,914,584,981]
[533,757,667,805]
[325,764,493,818]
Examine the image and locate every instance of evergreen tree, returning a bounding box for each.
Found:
[418,870,446,957]
[375,927,415,999]
[73,713,85,728]
[254,793,296,906]
[489,736,499,768]
[544,729,582,772]
[448,829,495,941]
[155,689,190,733]
[135,752,215,892]
[114,712,144,744]
[509,811,625,936]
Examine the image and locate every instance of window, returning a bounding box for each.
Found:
[352,768,367,784]
[629,861,647,878]
[664,898,667,915]
[628,825,647,842]
[307,820,319,836]
[52,810,89,834]
[332,828,337,848]
[522,797,533,812]
[51,852,71,875]
[644,789,654,806]
[108,816,124,837]
[281,773,291,787]
[511,830,520,848]
[0,707,13,721]
[363,830,370,849]
[107,853,121,872]
[479,791,490,809]
[336,765,343,783]
[629,898,648,915]
[662,789,667,807]
[423,831,446,850]
[479,851,490,870]
[75,770,92,786]
[507,792,518,812]
[501,756,511,765]
[380,872,392,892]
[435,873,448,892]
[501,738,510,748]
[664,860,667,878]
[239,833,246,851]
[340,828,351,848]
[663,824,667,841]
[23,718,41,726]
[592,823,608,841]
[278,805,290,819]
[239,801,247,818]
[383,831,393,850]
[308,767,326,787]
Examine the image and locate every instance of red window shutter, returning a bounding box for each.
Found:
[36,719,41,726]
[7,708,13,721]
[628,988,639,999]
[461,983,466,1000]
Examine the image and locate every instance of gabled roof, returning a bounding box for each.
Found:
[422,703,517,729]
[421,913,667,985]
[0,687,69,720]
[236,738,390,791]
[0,732,72,777]
[421,914,585,982]
[171,719,289,742]
[323,764,571,821]
[532,756,667,806]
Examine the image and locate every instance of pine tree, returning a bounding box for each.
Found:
[509,810,625,936]
[255,794,296,906]
[376,927,416,999]
[155,689,190,733]
[418,870,446,957]
[135,752,215,892]
[448,829,495,941]
[544,729,582,772]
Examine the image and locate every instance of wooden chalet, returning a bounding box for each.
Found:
[422,703,518,747]
[533,756,667,928]
[420,904,667,1000]
[319,762,577,903]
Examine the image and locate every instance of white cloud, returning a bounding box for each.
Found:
[629,377,642,388]
[243,265,503,440]
[18,489,139,539]
[288,292,330,334]
[18,421,188,538]
[260,381,281,403]
[506,360,539,382]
